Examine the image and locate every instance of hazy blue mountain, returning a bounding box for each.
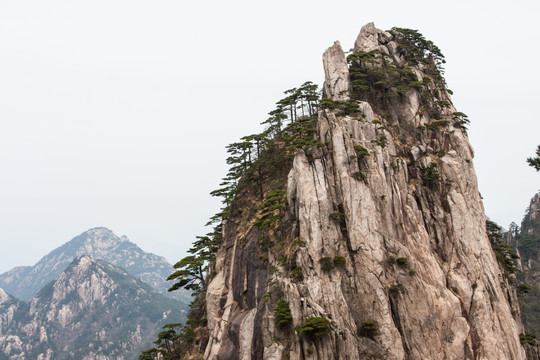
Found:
[0,255,185,360]
[0,227,190,303]
[0,287,24,338]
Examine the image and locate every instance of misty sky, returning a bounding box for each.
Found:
[1,0,539,274]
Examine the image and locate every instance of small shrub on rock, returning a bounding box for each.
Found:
[274,300,293,328]
[320,257,334,271]
[333,256,346,266]
[358,320,378,338]
[396,257,408,267]
[295,317,331,337]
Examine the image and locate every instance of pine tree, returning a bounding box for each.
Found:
[527,145,540,171]
[144,81,322,359]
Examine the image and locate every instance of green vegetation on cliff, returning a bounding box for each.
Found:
[141,82,324,359]
[486,219,519,276]
[142,26,499,359]
[509,195,540,339]
[346,27,469,130]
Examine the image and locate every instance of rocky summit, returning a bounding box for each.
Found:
[160,23,535,359]
[0,227,189,303]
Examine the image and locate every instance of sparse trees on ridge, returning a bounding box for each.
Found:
[389,27,445,72]
[141,82,322,359]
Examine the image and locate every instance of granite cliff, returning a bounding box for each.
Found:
[166,23,532,360]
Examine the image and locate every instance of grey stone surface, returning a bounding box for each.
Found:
[322,41,350,101]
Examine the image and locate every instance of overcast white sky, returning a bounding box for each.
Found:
[0,0,538,274]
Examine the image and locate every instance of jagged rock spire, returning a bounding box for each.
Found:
[322,41,350,101]
[354,22,382,52]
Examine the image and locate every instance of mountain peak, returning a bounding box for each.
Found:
[0,228,186,302]
[68,228,130,260]
[80,227,129,240]
[354,22,383,52]
[85,226,113,233]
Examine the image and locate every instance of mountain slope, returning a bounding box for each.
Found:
[0,227,188,302]
[0,255,185,360]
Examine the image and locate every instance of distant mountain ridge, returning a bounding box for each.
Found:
[0,227,189,302]
[0,255,185,360]
[506,193,540,334]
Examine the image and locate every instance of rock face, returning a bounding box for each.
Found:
[353,22,404,67]
[202,24,528,359]
[507,193,540,338]
[520,193,540,338]
[0,227,189,303]
[322,41,350,101]
[0,256,184,360]
[0,289,21,337]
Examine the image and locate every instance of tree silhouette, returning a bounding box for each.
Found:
[527,145,540,171]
